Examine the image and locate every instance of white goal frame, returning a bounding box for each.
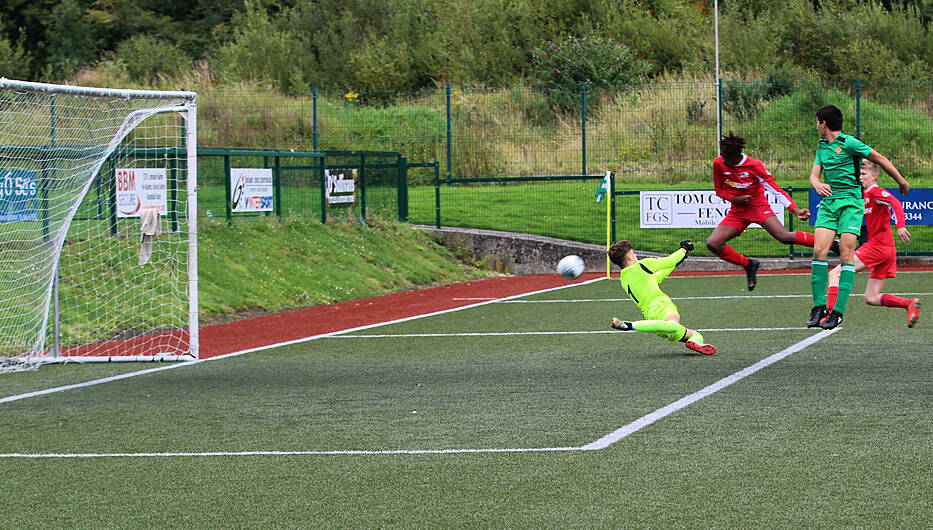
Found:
[0,78,198,368]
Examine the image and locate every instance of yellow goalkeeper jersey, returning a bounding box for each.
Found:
[618,248,687,314]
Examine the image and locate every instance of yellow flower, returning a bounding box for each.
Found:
[344,91,360,103]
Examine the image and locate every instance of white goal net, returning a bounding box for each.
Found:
[0,79,198,373]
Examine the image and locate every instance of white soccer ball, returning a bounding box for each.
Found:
[556,254,585,281]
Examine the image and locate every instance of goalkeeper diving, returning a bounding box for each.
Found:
[608,239,716,355]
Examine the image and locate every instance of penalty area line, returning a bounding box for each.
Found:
[581,327,840,450]
[1,327,838,459]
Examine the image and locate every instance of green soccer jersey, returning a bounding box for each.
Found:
[813,132,871,203]
[619,249,686,315]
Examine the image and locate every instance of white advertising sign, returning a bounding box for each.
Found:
[639,190,786,228]
[325,169,357,206]
[231,168,274,213]
[116,168,167,218]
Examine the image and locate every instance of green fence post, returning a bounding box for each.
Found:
[312,87,318,151]
[320,155,327,224]
[434,161,441,228]
[581,81,587,177]
[359,151,367,226]
[446,84,452,182]
[274,155,282,219]
[397,154,409,222]
[855,77,861,139]
[610,171,616,244]
[108,160,118,235]
[96,171,104,219]
[224,153,232,223]
[41,94,55,242]
[788,186,795,259]
[169,154,178,233]
[716,78,723,152]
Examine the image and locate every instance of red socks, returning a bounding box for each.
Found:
[794,231,815,247]
[716,245,750,267]
[880,293,911,308]
[830,291,910,309]
[826,286,838,310]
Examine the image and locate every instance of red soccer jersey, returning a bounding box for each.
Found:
[713,154,797,211]
[863,185,906,247]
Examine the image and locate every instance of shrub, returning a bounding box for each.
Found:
[722,66,797,120]
[0,30,30,79]
[686,98,706,124]
[114,35,191,85]
[529,35,651,113]
[217,2,309,93]
[722,79,767,120]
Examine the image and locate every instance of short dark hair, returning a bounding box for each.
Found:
[608,240,634,268]
[720,132,745,158]
[815,105,843,131]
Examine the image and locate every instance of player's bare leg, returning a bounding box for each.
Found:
[818,232,860,329]
[706,224,759,291]
[826,256,868,310]
[859,277,922,328]
[760,216,841,255]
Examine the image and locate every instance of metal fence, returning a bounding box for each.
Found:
[78,148,416,229]
[191,81,933,256]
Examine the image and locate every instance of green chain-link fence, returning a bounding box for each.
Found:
[190,80,933,256]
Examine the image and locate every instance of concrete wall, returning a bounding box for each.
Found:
[416,225,821,274]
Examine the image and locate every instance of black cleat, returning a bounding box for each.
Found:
[819,310,843,330]
[830,239,841,256]
[806,305,828,328]
[745,258,760,291]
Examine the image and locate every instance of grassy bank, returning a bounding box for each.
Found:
[197,216,492,323]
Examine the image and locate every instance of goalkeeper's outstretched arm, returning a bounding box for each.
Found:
[641,241,693,282]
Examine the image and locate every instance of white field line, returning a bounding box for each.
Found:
[0,277,605,405]
[0,327,839,459]
[497,292,933,303]
[581,327,840,449]
[332,328,816,338]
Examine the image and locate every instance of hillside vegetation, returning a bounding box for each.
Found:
[2,0,931,91]
[196,216,492,321]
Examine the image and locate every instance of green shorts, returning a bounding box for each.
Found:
[644,296,683,342]
[815,198,864,236]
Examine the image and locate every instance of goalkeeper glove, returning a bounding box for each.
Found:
[680,240,695,252]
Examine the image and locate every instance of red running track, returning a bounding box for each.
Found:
[199,265,933,358]
[61,266,933,360]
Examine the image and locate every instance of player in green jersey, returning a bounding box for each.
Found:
[806,104,910,330]
[607,239,716,355]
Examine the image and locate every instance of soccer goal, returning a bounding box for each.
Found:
[0,79,198,373]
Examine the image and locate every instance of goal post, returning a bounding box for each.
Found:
[0,78,198,373]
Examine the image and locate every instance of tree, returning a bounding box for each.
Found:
[41,0,100,80]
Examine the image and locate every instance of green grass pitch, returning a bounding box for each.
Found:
[1,272,931,527]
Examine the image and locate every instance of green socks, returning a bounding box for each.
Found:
[811,259,828,306]
[834,263,856,314]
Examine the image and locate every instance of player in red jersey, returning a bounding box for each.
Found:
[825,160,920,328]
[707,133,827,291]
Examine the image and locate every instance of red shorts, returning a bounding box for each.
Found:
[856,242,897,279]
[719,204,777,231]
